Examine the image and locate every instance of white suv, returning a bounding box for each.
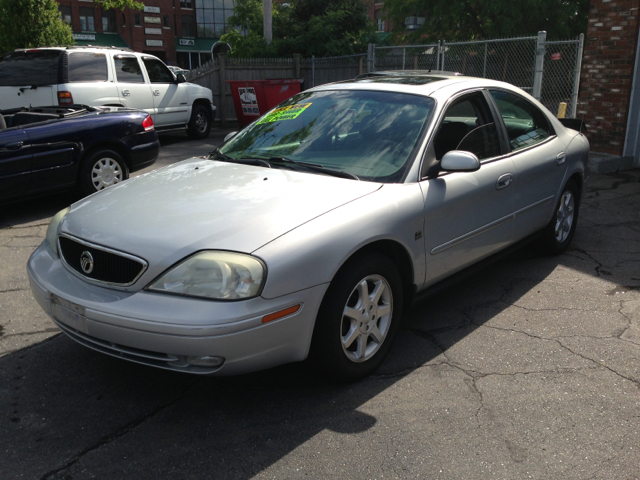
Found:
[0,46,216,138]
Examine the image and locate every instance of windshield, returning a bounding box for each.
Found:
[218,90,435,183]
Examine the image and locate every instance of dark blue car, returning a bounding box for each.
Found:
[0,105,159,203]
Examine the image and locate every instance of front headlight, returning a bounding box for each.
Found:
[45,207,70,257]
[147,251,266,300]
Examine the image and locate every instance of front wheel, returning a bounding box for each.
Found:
[187,105,211,139]
[538,179,580,255]
[308,253,403,382]
[79,150,129,196]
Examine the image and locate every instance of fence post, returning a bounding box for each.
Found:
[402,47,406,70]
[312,55,315,87]
[359,56,364,75]
[217,53,227,127]
[293,53,301,79]
[569,33,585,118]
[483,42,488,78]
[367,43,373,72]
[441,41,446,70]
[532,30,547,101]
[436,41,441,70]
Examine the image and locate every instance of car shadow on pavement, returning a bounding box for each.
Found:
[0,246,561,480]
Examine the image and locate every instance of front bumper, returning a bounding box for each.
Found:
[28,242,328,375]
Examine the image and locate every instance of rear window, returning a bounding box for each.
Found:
[68,52,108,82]
[0,50,61,86]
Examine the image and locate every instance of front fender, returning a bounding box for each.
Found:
[253,183,426,299]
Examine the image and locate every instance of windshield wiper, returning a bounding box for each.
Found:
[268,157,359,181]
[209,149,272,168]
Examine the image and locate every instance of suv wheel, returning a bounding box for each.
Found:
[187,104,211,139]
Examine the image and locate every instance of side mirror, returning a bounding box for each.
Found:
[176,74,187,84]
[440,150,481,172]
[224,131,238,143]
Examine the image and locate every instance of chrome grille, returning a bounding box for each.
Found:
[58,234,147,286]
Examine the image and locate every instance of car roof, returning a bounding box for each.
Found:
[12,45,136,53]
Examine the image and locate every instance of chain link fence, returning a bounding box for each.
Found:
[370,32,584,118]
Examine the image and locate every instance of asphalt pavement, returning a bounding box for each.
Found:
[1,131,639,479]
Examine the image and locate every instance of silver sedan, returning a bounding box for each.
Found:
[28,73,589,381]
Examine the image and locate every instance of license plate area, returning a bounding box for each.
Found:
[51,294,87,333]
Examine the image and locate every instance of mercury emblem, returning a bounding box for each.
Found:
[80,251,94,274]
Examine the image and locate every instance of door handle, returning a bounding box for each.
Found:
[4,141,23,150]
[153,90,160,96]
[557,152,566,165]
[122,89,130,97]
[496,173,513,190]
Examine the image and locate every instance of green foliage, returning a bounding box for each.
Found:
[382,0,589,42]
[0,0,73,53]
[221,0,376,58]
[97,0,144,10]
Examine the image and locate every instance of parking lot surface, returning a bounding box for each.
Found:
[1,133,639,479]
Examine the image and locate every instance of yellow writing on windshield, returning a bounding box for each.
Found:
[257,103,312,124]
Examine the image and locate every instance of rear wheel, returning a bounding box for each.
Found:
[187,104,211,139]
[79,149,129,196]
[538,179,580,255]
[308,253,403,381]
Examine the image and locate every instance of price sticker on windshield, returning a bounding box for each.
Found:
[257,103,312,124]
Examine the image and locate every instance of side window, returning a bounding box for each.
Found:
[432,93,501,161]
[490,90,552,151]
[68,53,108,82]
[142,57,174,83]
[114,56,145,83]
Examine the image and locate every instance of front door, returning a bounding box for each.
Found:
[113,55,155,118]
[141,56,189,127]
[421,91,515,286]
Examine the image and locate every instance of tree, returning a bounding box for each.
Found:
[221,0,376,58]
[382,0,589,42]
[0,0,144,55]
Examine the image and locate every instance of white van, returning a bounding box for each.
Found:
[0,46,216,138]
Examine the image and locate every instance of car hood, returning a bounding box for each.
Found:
[60,158,381,267]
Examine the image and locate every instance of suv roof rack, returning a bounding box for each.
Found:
[14,45,135,52]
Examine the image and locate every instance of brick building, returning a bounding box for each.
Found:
[55,0,235,70]
[575,0,640,168]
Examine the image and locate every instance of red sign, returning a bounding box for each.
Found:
[551,53,562,61]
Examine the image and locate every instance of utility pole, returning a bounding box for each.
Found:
[263,0,272,44]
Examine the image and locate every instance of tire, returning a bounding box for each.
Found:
[79,149,129,196]
[308,253,404,382]
[187,104,211,139]
[538,179,580,255]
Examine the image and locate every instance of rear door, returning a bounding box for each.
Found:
[113,55,154,116]
[0,50,60,109]
[0,127,33,201]
[141,56,188,127]
[489,90,568,238]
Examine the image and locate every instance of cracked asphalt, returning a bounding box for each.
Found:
[1,133,639,479]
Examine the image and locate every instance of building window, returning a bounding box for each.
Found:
[122,13,126,27]
[181,0,193,8]
[134,13,141,26]
[196,0,234,39]
[163,15,170,27]
[375,9,384,32]
[102,9,117,32]
[79,7,95,32]
[59,5,72,25]
[182,14,195,37]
